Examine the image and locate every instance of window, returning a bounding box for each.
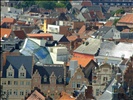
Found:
[77,83,80,88]
[20,72,25,77]
[19,65,26,78]
[96,89,99,96]
[26,81,30,85]
[25,90,29,95]
[8,81,12,85]
[72,82,75,88]
[2,81,6,85]
[44,76,47,82]
[14,81,18,85]
[8,72,13,76]
[20,81,24,85]
[14,90,18,95]
[7,64,14,77]
[20,90,24,96]
[103,77,108,81]
[8,89,12,95]
[58,77,62,83]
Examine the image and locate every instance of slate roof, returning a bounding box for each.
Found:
[51,34,69,43]
[2,56,33,78]
[92,26,116,39]
[87,5,102,11]
[99,41,133,58]
[33,64,64,84]
[74,38,101,55]
[120,32,133,39]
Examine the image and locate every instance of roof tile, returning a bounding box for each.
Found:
[1,28,12,38]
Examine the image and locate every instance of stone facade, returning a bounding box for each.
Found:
[31,69,65,100]
[66,67,89,94]
[92,63,113,98]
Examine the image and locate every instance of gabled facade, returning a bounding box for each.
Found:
[92,63,114,98]
[31,64,66,100]
[1,56,33,100]
[66,66,90,94]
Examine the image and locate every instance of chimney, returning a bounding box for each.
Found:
[69,60,78,77]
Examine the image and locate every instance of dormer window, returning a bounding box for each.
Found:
[44,75,47,82]
[19,65,26,78]
[58,76,62,83]
[7,64,14,78]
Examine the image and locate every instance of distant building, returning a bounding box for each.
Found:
[90,0,133,6]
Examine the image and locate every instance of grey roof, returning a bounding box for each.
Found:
[98,78,116,100]
[33,64,64,84]
[120,32,133,39]
[87,5,102,11]
[99,41,133,58]
[31,29,44,34]
[49,12,60,18]
[1,6,23,14]
[99,41,116,56]
[2,56,33,78]
[51,34,69,42]
[74,38,101,55]
[93,26,114,39]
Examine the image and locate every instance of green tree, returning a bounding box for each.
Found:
[36,1,56,10]
[113,19,120,26]
[55,2,65,8]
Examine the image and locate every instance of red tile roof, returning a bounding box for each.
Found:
[27,33,53,37]
[13,30,27,39]
[68,55,94,67]
[1,28,12,38]
[2,17,16,23]
[118,13,133,24]
[67,35,77,41]
[105,21,113,27]
[78,25,86,34]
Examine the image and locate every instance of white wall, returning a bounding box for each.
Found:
[47,24,60,33]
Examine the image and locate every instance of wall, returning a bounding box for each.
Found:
[47,24,60,33]
[1,78,31,100]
